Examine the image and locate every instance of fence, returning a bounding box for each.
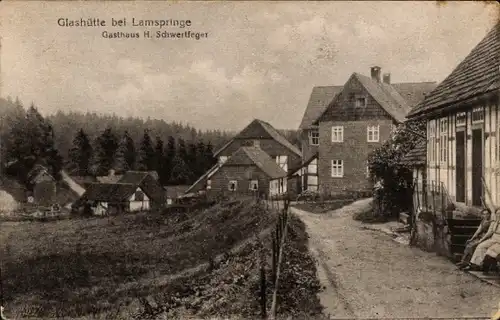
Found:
[258,199,290,319]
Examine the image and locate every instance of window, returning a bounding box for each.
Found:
[355,97,367,108]
[429,120,436,162]
[367,125,380,142]
[228,180,237,191]
[440,118,448,163]
[206,179,212,190]
[472,107,484,123]
[135,190,144,201]
[456,112,466,127]
[249,180,258,191]
[276,155,288,172]
[308,129,319,145]
[331,126,344,142]
[331,160,343,178]
[219,156,228,164]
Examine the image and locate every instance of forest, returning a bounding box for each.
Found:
[0,97,299,187]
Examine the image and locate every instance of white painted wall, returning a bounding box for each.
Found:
[128,187,150,211]
[427,99,500,208]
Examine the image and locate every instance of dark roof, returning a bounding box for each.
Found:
[71,176,98,188]
[214,119,301,157]
[225,146,287,179]
[82,183,139,202]
[27,164,55,184]
[315,73,436,124]
[391,82,439,108]
[299,86,343,129]
[401,141,426,167]
[165,185,191,198]
[408,22,500,118]
[117,171,158,184]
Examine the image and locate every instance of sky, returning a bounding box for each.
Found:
[0,1,498,131]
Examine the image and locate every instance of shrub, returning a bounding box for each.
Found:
[367,119,425,220]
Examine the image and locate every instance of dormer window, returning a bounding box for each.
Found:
[308,129,319,146]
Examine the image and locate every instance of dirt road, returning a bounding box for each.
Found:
[291,199,500,319]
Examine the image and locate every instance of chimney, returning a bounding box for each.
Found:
[383,73,391,84]
[370,66,381,83]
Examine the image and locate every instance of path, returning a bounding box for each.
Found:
[291,199,500,319]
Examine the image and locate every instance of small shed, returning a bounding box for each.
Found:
[27,164,56,206]
[401,141,427,212]
[80,182,152,215]
[164,185,190,205]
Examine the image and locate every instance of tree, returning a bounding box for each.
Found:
[4,104,63,183]
[92,127,119,176]
[367,119,426,220]
[115,131,136,173]
[164,136,176,184]
[169,155,191,185]
[137,130,155,171]
[68,129,93,176]
[154,136,165,183]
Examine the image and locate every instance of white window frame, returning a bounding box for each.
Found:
[429,120,436,163]
[367,125,380,142]
[228,180,237,192]
[331,160,344,178]
[456,112,466,127]
[331,126,344,143]
[472,107,484,123]
[249,179,258,191]
[308,129,319,146]
[439,118,448,163]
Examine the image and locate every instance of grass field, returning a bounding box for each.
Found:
[0,199,277,318]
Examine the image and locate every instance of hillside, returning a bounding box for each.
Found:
[0,199,323,319]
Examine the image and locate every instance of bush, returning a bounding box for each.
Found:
[367,120,425,220]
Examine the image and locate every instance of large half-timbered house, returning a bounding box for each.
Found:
[407,22,500,208]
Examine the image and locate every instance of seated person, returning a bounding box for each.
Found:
[456,208,492,268]
[466,209,500,271]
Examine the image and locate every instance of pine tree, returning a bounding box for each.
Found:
[194,141,207,178]
[154,136,165,183]
[205,142,217,169]
[115,131,136,173]
[137,130,155,171]
[68,129,93,176]
[169,155,191,185]
[164,136,176,185]
[4,104,63,183]
[92,127,119,176]
[187,142,198,178]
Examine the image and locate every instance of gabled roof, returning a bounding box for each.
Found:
[225,146,287,179]
[214,119,301,157]
[299,86,343,129]
[82,183,139,202]
[27,164,55,184]
[315,73,436,124]
[408,22,500,118]
[165,185,190,199]
[401,141,426,167]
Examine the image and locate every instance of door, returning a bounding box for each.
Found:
[455,131,466,203]
[471,128,483,206]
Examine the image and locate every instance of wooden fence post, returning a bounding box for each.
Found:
[260,257,267,319]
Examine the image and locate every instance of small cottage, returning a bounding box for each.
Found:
[80,182,151,215]
[207,146,288,198]
[164,185,190,205]
[27,164,56,206]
